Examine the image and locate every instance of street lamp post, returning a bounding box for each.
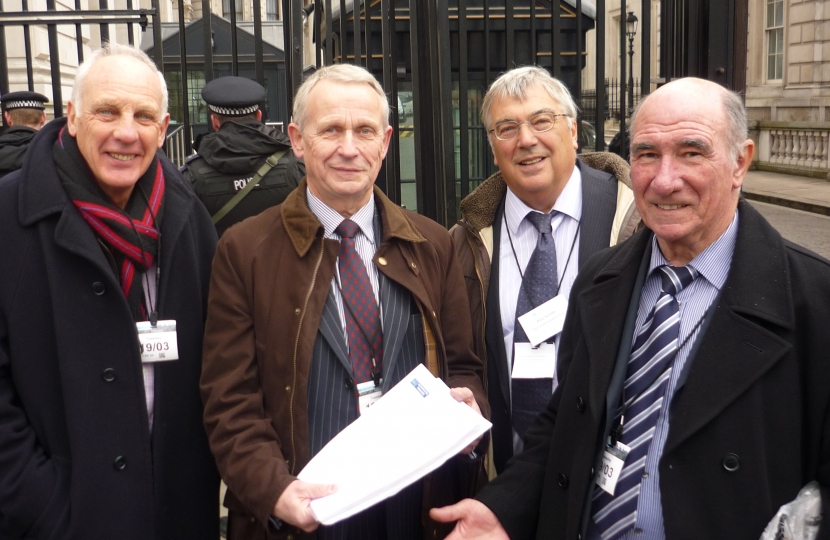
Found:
[626,11,638,114]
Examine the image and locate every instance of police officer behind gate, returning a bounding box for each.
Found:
[0,91,49,178]
[182,76,305,236]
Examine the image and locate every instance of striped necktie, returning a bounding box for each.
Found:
[592,264,698,540]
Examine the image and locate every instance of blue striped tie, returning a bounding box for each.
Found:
[592,264,698,540]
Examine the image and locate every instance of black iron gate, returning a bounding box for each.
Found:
[0,0,668,225]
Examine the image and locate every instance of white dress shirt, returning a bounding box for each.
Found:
[307,188,381,346]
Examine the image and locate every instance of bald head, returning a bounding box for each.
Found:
[631,78,748,162]
[627,76,754,266]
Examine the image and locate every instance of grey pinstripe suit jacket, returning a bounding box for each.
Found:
[307,214,427,540]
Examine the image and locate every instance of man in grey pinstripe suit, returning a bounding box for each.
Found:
[201,64,489,540]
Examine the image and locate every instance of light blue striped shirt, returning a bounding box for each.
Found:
[498,165,583,381]
[587,210,739,540]
[306,188,380,345]
[498,166,582,455]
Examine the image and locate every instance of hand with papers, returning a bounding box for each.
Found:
[449,386,484,455]
[430,499,509,539]
[296,364,491,526]
[272,480,337,532]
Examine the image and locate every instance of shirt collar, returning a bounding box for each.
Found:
[648,209,739,290]
[306,187,377,245]
[503,164,582,236]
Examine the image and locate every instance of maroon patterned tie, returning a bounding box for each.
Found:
[336,219,383,384]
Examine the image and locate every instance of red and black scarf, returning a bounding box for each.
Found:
[54,126,165,321]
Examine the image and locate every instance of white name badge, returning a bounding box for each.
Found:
[512,342,556,380]
[357,380,382,415]
[595,441,630,495]
[517,295,569,347]
[136,320,179,363]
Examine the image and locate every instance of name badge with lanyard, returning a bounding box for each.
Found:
[508,215,580,381]
[595,308,710,495]
[136,252,179,363]
[337,270,383,416]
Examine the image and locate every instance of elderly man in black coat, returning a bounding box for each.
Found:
[432,78,830,540]
[0,43,219,539]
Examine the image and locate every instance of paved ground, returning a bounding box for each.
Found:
[743,169,830,216]
[748,200,830,258]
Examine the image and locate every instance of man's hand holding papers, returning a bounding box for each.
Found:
[272,480,337,532]
[450,386,485,455]
[296,364,491,526]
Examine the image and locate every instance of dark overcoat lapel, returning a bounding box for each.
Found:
[577,159,619,269]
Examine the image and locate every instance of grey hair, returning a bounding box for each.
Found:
[480,66,578,130]
[629,79,748,162]
[71,42,168,121]
[292,64,389,129]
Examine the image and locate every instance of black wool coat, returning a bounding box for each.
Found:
[0,119,220,540]
[478,199,830,540]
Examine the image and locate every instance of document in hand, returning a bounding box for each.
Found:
[297,363,491,525]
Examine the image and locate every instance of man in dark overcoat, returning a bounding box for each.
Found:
[432,78,830,539]
[0,43,219,539]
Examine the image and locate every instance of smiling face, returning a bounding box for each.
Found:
[629,79,754,265]
[67,55,170,209]
[487,84,578,213]
[287,80,392,217]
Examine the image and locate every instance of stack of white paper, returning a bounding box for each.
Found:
[297,363,491,525]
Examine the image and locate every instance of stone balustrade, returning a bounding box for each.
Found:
[755,122,830,178]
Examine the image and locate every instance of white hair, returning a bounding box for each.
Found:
[71,42,168,121]
[481,65,578,130]
[292,64,389,129]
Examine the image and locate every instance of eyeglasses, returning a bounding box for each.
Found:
[489,112,570,141]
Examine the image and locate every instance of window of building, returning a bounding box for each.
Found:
[266,0,278,20]
[164,70,207,125]
[765,0,784,81]
[223,0,243,20]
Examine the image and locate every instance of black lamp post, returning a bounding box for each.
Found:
[626,11,638,113]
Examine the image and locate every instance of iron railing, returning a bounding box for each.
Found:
[0,0,663,226]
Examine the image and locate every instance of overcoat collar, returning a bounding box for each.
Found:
[18,118,195,308]
[577,199,794,448]
[280,178,426,258]
[458,154,630,233]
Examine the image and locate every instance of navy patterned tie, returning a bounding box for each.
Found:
[336,219,383,384]
[592,264,698,540]
[511,211,558,439]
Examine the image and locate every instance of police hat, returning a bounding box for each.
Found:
[201,77,265,117]
[1,91,49,111]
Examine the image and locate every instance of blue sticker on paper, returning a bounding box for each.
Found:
[411,379,429,397]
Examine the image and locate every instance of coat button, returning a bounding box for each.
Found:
[722,453,740,472]
[576,397,585,412]
[113,456,127,470]
[102,368,116,382]
[557,473,569,488]
[345,379,354,390]
[378,257,387,266]
[92,282,106,295]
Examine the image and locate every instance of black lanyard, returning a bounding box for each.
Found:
[134,184,162,326]
[335,235,382,386]
[610,303,710,445]
[504,211,581,311]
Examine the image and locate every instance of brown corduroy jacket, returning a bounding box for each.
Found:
[201,179,489,539]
